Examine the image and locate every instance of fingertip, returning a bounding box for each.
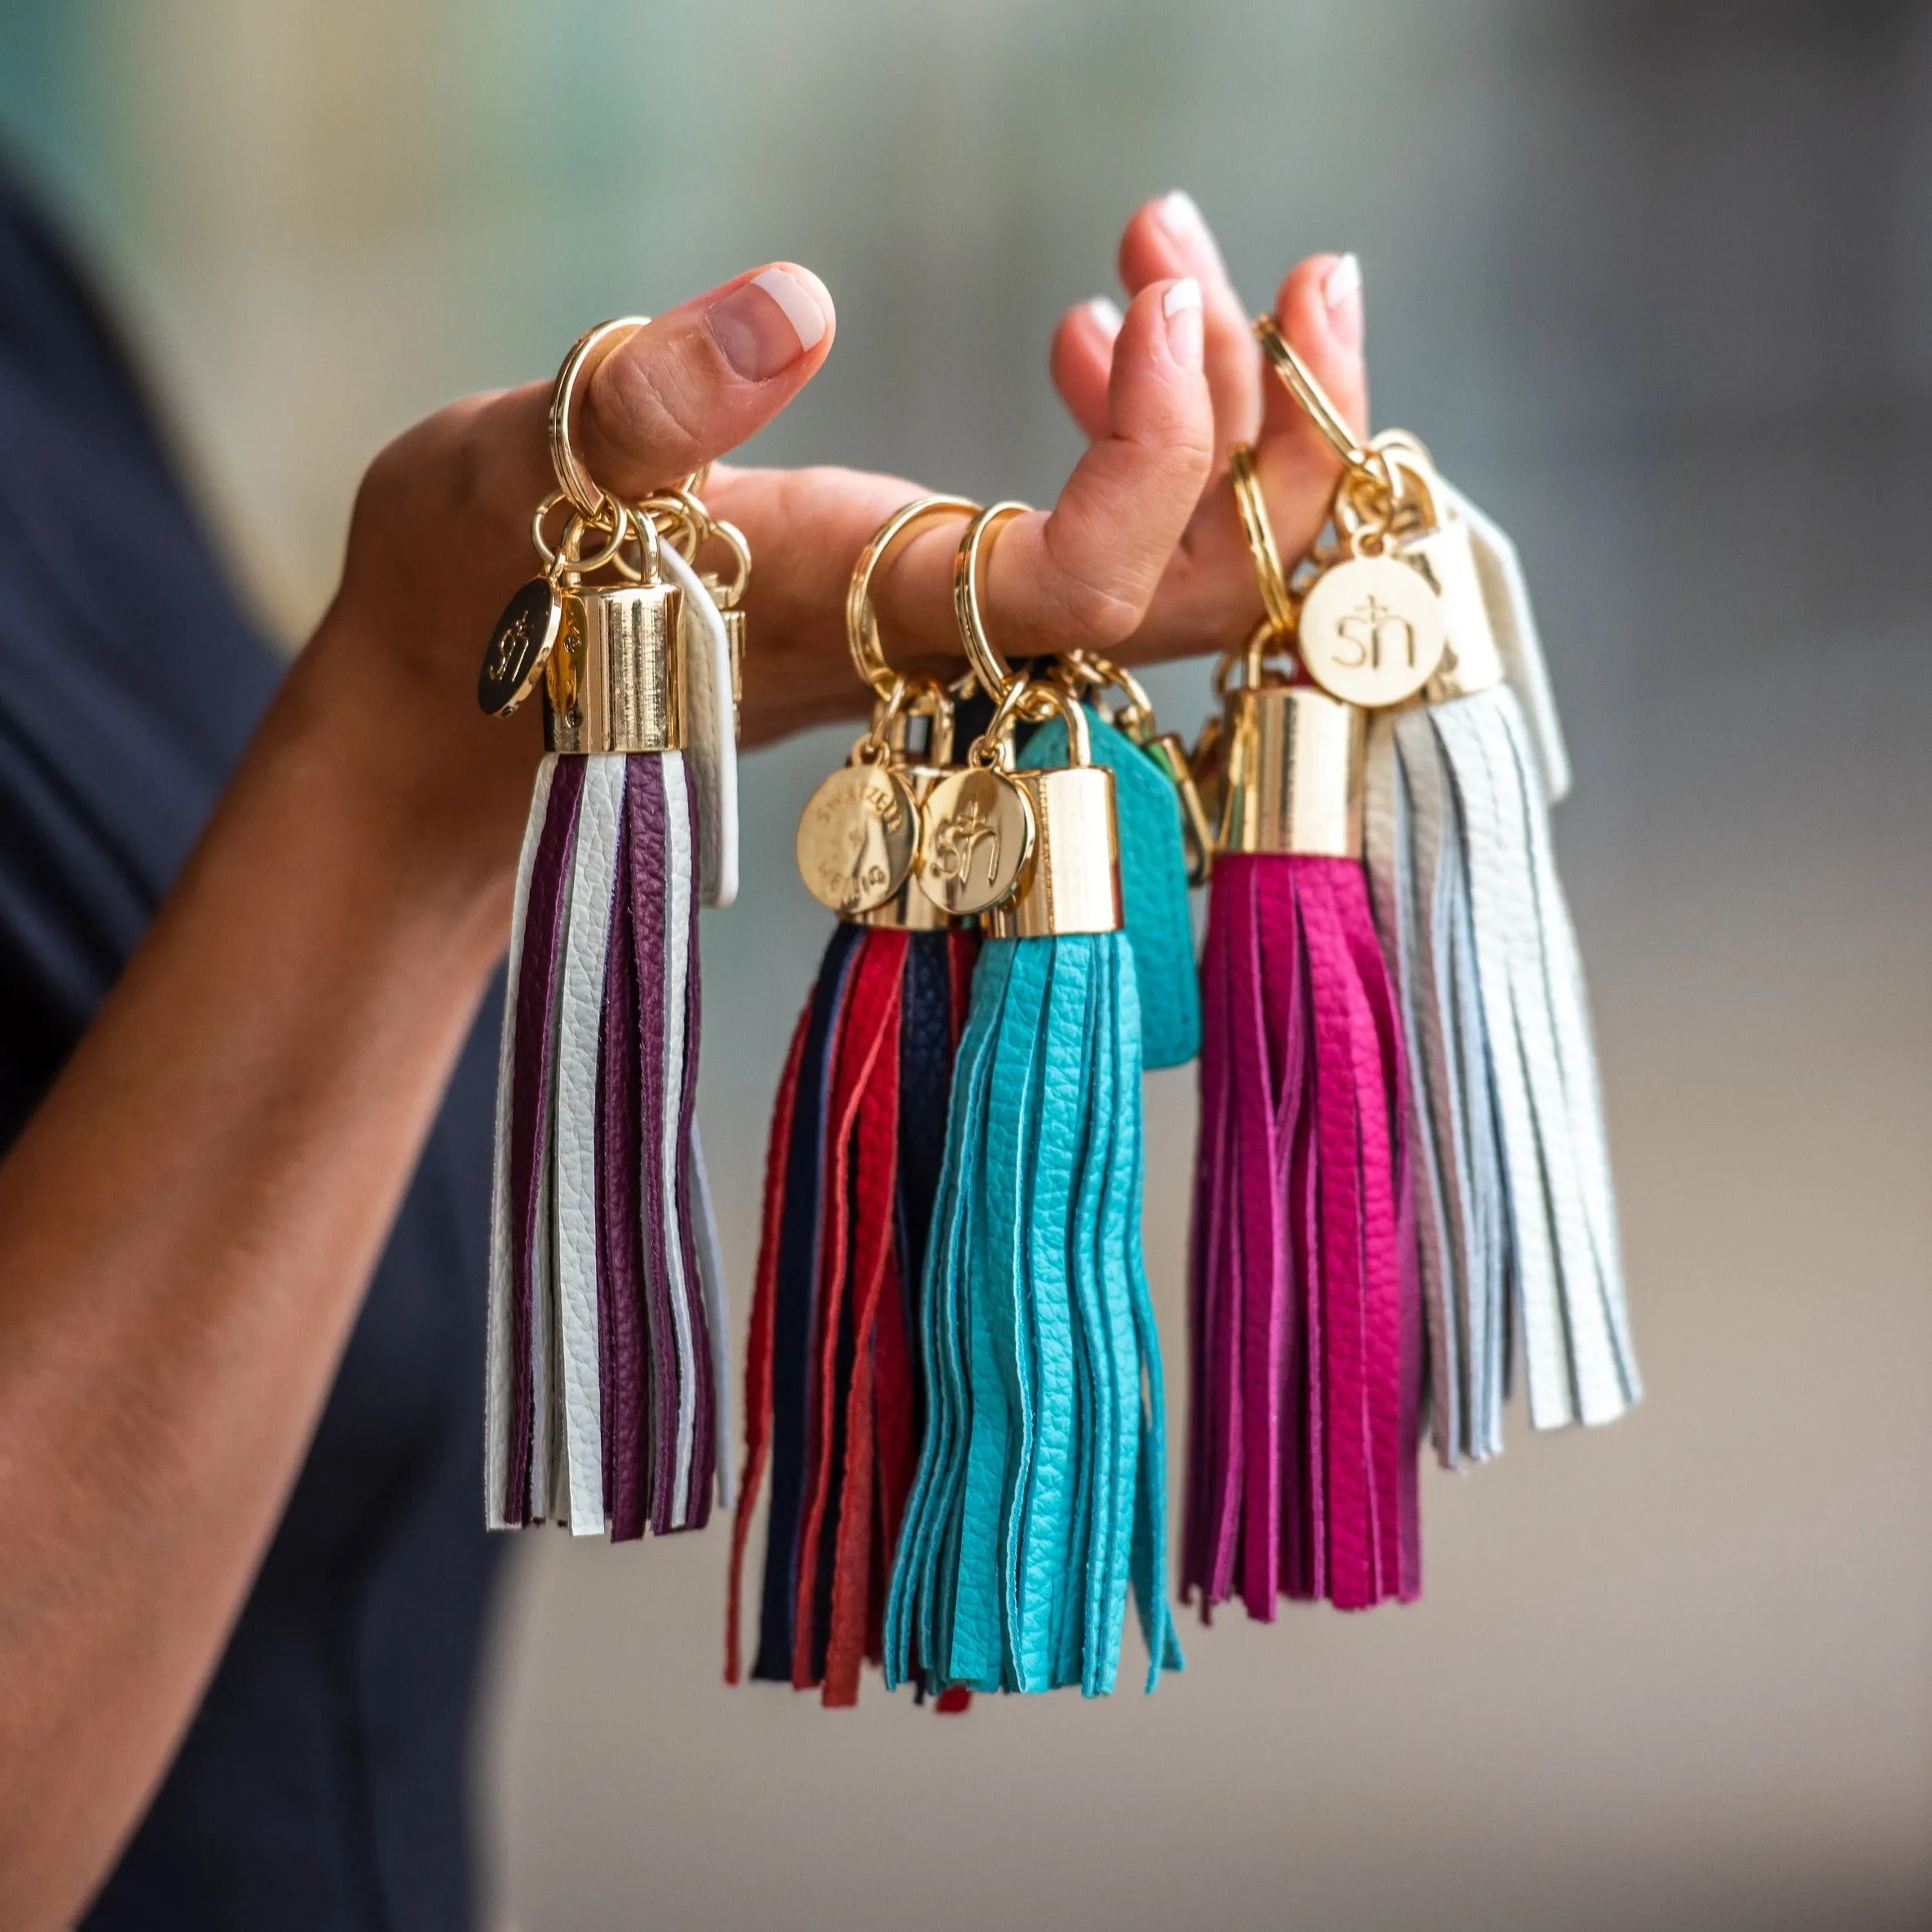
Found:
[756,262,836,355]
[1051,300,1119,442]
[1101,279,1215,483]
[1272,252,1366,430]
[1115,276,1210,395]
[706,262,836,381]
[574,260,836,491]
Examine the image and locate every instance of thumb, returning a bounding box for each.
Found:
[571,264,836,495]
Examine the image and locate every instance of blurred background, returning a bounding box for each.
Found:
[4,1,1930,1928]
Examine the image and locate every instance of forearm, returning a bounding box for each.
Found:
[0,644,523,1929]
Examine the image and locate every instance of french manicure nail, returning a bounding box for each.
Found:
[1158,189,1206,239]
[1162,276,1205,370]
[1323,252,1364,353]
[708,264,831,380]
[1087,295,1124,334]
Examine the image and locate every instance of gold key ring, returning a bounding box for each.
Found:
[845,494,980,702]
[1253,313,1399,514]
[549,317,648,518]
[952,500,1030,702]
[1228,443,1295,640]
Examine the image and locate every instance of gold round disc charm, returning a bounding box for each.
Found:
[1295,554,1448,708]
[479,577,562,716]
[915,767,1034,917]
[795,763,920,916]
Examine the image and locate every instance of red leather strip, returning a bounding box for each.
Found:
[792,929,902,1689]
[823,929,909,1704]
[725,1004,808,1684]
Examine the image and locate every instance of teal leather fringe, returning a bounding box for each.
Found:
[1021,708,1200,1070]
[884,931,1182,1696]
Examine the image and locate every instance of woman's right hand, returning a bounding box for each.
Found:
[303,257,1218,911]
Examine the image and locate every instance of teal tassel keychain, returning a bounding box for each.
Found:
[1018,652,1206,1071]
[884,504,1180,1697]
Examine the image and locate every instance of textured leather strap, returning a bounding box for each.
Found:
[1367,687,1635,1460]
[655,752,704,1528]
[816,931,907,1701]
[598,778,649,1538]
[554,755,625,1533]
[688,1130,732,1510]
[504,755,584,1524]
[660,543,739,909]
[792,931,902,1685]
[1186,854,1418,1614]
[887,933,1178,1696]
[753,924,860,1681]
[726,1003,808,1681]
[1020,708,1200,1068]
[1436,479,1570,805]
[487,756,557,1529]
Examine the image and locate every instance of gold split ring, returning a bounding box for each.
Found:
[952,500,1030,701]
[549,317,648,518]
[1228,444,1295,639]
[846,494,980,702]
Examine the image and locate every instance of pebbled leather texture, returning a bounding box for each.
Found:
[885,930,1180,1696]
[1365,689,1636,1466]
[487,756,558,1528]
[660,543,738,909]
[1437,479,1570,805]
[487,748,717,1542]
[1021,707,1200,1068]
[726,924,981,1705]
[554,755,625,1534]
[502,756,583,1525]
[1185,854,1420,1615]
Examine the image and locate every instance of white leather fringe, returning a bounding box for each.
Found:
[660,544,739,909]
[1365,690,1638,1467]
[1437,480,1571,805]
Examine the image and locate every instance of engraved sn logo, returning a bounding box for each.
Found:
[1334,593,1417,672]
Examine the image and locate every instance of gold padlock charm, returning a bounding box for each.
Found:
[964,682,1123,940]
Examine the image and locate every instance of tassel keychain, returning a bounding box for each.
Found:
[1258,320,1637,1467]
[1184,448,1420,1618]
[1019,648,1206,1070]
[884,505,1180,1698]
[479,318,739,1539]
[728,497,981,1706]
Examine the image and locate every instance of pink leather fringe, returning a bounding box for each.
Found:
[1185,854,1421,1615]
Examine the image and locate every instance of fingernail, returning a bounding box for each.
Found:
[1162,277,1204,370]
[708,264,830,379]
[1086,295,1124,335]
[1157,189,1206,240]
[1323,252,1364,353]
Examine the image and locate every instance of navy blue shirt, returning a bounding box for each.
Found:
[0,175,501,1930]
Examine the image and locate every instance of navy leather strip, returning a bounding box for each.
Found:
[752,920,861,1683]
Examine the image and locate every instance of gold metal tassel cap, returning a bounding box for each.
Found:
[977,688,1123,940]
[545,578,685,755]
[1219,676,1364,859]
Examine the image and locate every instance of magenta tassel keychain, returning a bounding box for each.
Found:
[1184,446,1420,1617]
[479,320,738,1540]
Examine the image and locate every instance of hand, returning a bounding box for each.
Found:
[699,205,1366,735]
[1048,194,1369,664]
[304,258,1215,898]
